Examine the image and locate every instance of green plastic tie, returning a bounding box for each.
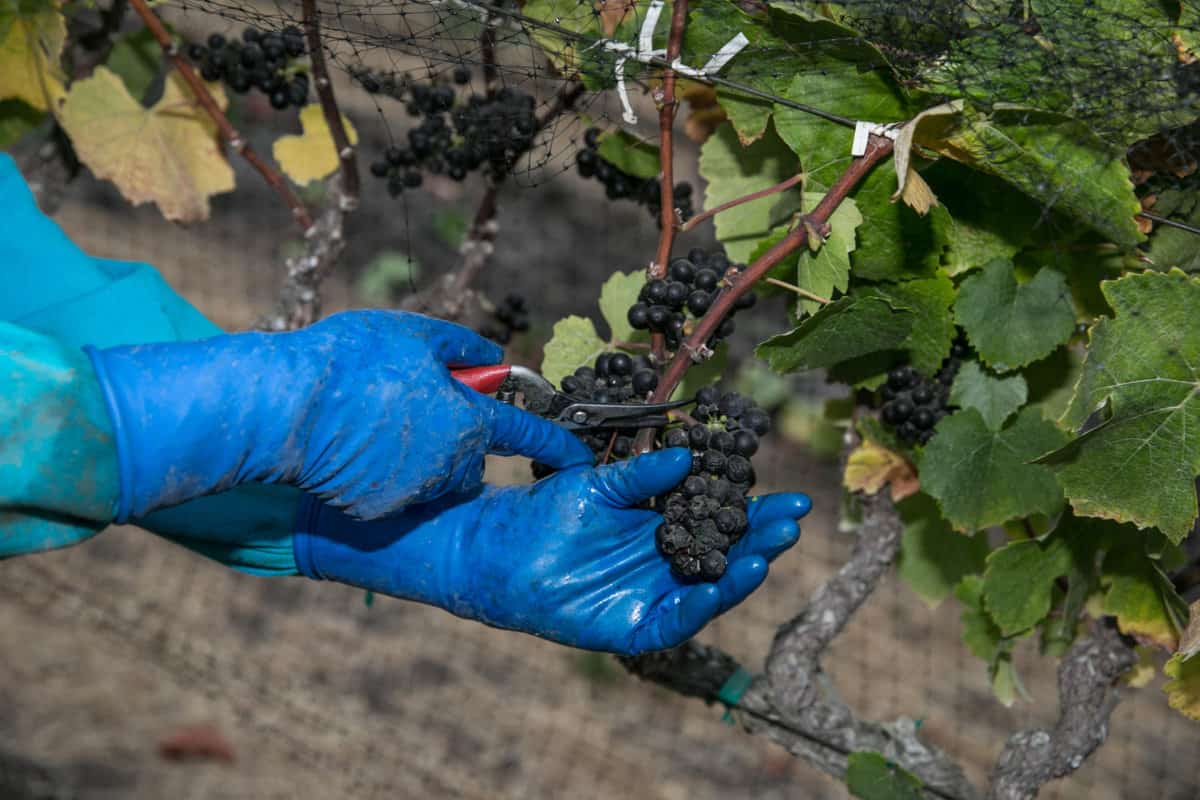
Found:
[364,590,375,608]
[716,668,753,725]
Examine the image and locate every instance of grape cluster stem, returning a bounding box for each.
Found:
[127,0,314,233]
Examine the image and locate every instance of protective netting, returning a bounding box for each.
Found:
[157,0,1200,248]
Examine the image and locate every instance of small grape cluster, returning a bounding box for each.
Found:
[879,334,972,445]
[552,352,661,461]
[368,76,539,197]
[654,387,768,581]
[186,28,308,110]
[480,293,531,345]
[627,248,756,350]
[574,128,694,226]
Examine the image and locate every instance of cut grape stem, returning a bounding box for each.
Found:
[677,173,806,233]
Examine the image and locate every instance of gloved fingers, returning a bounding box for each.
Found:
[402,313,504,366]
[712,555,769,616]
[479,395,595,469]
[746,492,812,527]
[629,583,721,654]
[590,448,692,508]
[729,518,801,564]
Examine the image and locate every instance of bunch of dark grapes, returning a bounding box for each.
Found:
[480,293,531,345]
[654,387,768,581]
[367,74,539,197]
[879,333,972,445]
[186,27,308,110]
[627,247,756,350]
[574,128,694,227]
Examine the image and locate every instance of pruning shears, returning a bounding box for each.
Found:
[451,364,689,431]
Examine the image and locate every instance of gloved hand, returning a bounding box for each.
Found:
[85,310,594,522]
[294,448,811,654]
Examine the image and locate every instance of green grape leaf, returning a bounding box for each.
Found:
[1039,270,1200,543]
[755,295,913,374]
[106,27,161,101]
[923,159,1039,276]
[1164,652,1200,720]
[954,258,1076,371]
[522,0,642,89]
[897,493,989,609]
[982,537,1074,636]
[793,192,861,316]
[698,120,802,263]
[1024,345,1085,423]
[845,752,924,800]
[596,129,660,180]
[950,361,1029,431]
[920,407,1069,532]
[0,98,42,148]
[598,269,647,342]
[541,315,606,389]
[862,274,957,374]
[772,78,943,283]
[957,575,1003,662]
[956,574,1024,706]
[1102,538,1189,650]
[925,108,1143,247]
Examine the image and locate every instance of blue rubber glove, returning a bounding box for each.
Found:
[294,448,811,654]
[84,310,595,522]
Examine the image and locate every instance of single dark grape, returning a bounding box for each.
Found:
[627,302,649,329]
[726,455,753,484]
[733,429,759,457]
[208,33,226,50]
[369,160,389,178]
[669,259,695,283]
[664,427,689,449]
[632,369,658,395]
[644,279,669,304]
[695,269,719,291]
[683,475,708,497]
[609,352,633,376]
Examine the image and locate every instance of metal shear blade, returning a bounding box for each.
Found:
[553,399,692,431]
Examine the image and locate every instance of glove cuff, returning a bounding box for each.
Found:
[84,344,136,523]
[292,493,328,581]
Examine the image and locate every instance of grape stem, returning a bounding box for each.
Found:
[648,0,691,366]
[677,172,806,233]
[127,0,315,233]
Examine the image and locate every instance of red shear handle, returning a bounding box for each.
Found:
[451,364,513,395]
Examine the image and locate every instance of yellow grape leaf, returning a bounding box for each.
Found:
[1164,651,1200,720]
[0,0,66,110]
[1121,645,1158,689]
[59,67,235,223]
[1179,599,1200,660]
[595,0,634,37]
[844,441,920,502]
[273,103,359,186]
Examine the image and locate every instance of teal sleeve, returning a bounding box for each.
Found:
[0,152,300,575]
